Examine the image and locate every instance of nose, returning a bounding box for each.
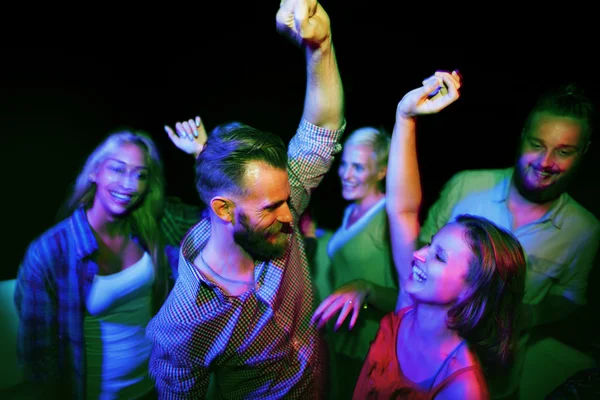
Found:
[340,165,353,181]
[538,150,555,169]
[119,173,136,191]
[413,247,427,263]
[277,202,293,224]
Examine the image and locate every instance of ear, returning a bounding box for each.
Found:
[89,173,96,183]
[210,196,235,223]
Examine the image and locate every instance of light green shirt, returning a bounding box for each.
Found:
[420,168,600,305]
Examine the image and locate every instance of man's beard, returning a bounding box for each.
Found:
[234,213,292,261]
[512,159,580,204]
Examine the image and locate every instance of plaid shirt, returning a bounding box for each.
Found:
[14,199,201,399]
[146,119,345,399]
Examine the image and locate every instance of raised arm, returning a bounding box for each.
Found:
[310,72,461,329]
[386,71,461,309]
[276,0,344,130]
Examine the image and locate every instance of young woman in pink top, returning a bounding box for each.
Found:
[351,71,527,399]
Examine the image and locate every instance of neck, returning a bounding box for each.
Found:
[410,302,459,344]
[202,215,255,276]
[353,191,384,214]
[86,205,129,238]
[507,181,555,215]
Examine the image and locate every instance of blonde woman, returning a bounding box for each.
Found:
[15,126,203,399]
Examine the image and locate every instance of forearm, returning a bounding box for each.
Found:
[386,116,421,217]
[287,119,344,214]
[364,281,398,313]
[385,116,421,289]
[302,41,344,130]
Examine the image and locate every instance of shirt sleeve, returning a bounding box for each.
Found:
[551,224,600,304]
[148,338,211,400]
[14,241,60,383]
[287,119,345,217]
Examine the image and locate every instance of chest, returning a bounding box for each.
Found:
[509,206,548,230]
[93,237,145,276]
[396,318,463,385]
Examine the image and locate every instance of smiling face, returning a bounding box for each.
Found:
[513,113,587,203]
[338,143,385,202]
[90,142,150,219]
[406,222,473,305]
[232,161,293,260]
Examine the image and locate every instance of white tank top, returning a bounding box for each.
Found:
[84,251,155,400]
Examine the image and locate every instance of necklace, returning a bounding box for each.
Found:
[199,251,254,286]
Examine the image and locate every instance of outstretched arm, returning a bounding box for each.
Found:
[276,0,344,130]
[386,71,461,309]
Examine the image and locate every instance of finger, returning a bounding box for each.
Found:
[348,302,360,329]
[312,304,332,329]
[423,75,443,98]
[451,70,462,89]
[279,0,294,12]
[175,122,190,140]
[441,74,460,98]
[307,0,317,16]
[164,125,179,143]
[195,116,202,128]
[187,119,198,138]
[423,75,442,90]
[276,0,295,29]
[334,301,354,331]
[294,0,310,37]
[317,299,346,329]
[181,121,195,140]
[422,74,440,87]
[434,70,460,90]
[311,296,335,324]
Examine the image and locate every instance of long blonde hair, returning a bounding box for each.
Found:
[59,130,169,310]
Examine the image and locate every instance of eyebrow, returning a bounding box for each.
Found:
[262,196,291,211]
[528,137,579,150]
[429,234,448,259]
[107,158,148,170]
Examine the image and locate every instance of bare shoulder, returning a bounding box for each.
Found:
[436,345,488,400]
[435,369,488,400]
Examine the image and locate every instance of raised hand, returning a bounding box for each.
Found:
[164,116,207,159]
[396,70,462,119]
[276,0,331,50]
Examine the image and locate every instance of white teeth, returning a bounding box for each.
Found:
[111,192,132,201]
[534,169,552,179]
[412,265,427,282]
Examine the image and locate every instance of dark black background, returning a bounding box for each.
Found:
[2,3,599,281]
